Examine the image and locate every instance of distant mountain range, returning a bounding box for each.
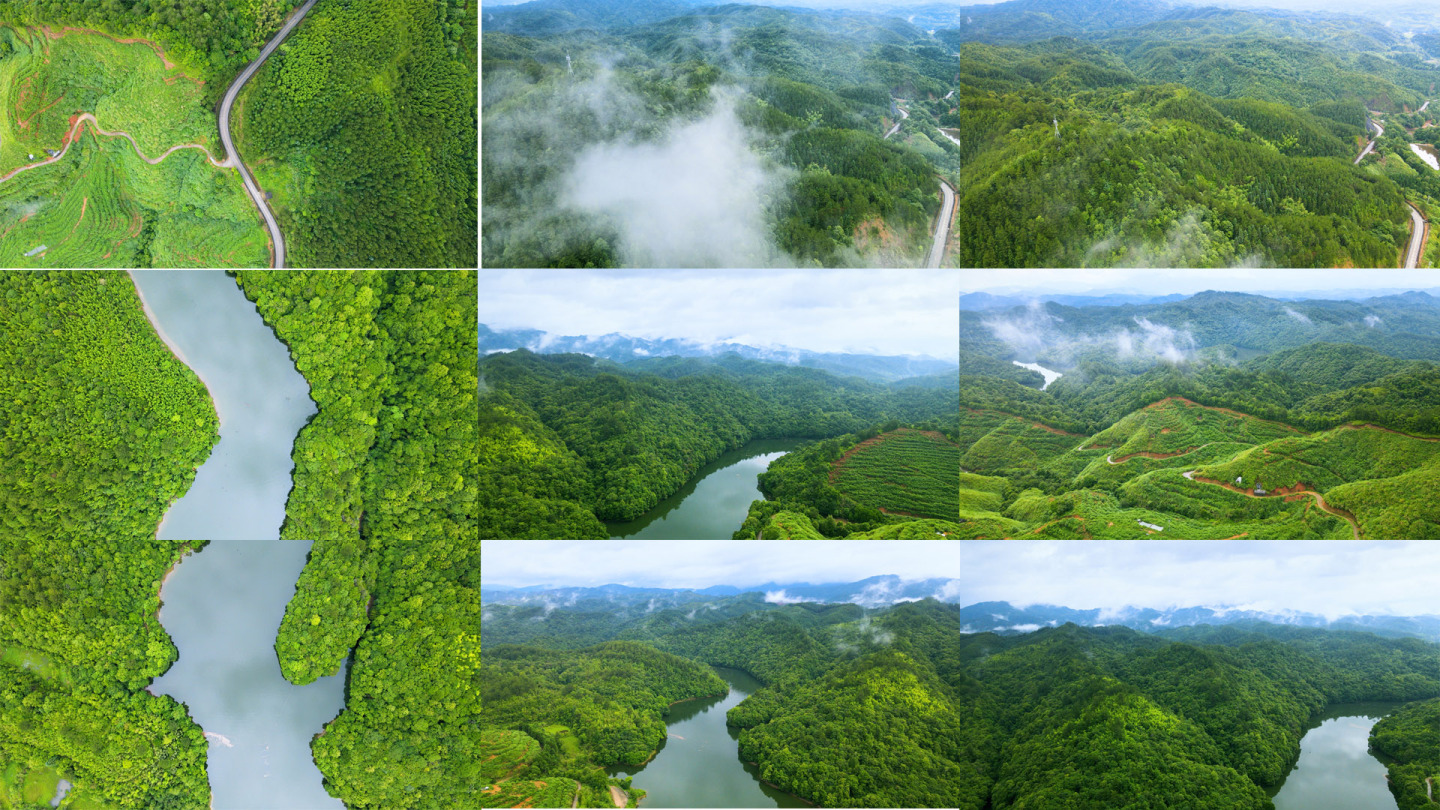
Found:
[479,324,959,382]
[483,575,961,608]
[962,601,1440,641]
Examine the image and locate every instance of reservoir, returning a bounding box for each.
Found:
[607,439,801,539]
[1270,703,1398,810]
[610,667,809,808]
[149,542,346,810]
[1410,143,1439,171]
[1012,360,1063,390]
[128,270,315,540]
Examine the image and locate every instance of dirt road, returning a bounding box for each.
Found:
[218,0,318,268]
[0,113,225,184]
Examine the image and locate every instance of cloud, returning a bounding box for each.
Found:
[983,306,1194,366]
[962,541,1440,620]
[1283,306,1313,325]
[1365,314,1384,328]
[765,589,819,605]
[562,92,792,267]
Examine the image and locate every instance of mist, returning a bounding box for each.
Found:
[562,92,794,267]
[983,304,1198,368]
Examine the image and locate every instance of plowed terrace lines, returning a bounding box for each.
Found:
[963,407,1081,437]
[1186,474,1360,539]
[0,112,228,185]
[1107,445,1206,465]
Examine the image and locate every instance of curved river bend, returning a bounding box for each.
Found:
[609,667,809,808]
[130,271,343,809]
[1270,703,1399,810]
[607,440,800,539]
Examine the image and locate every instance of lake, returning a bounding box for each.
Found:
[1012,360,1063,390]
[148,542,346,810]
[1270,703,1399,810]
[607,440,801,539]
[128,270,315,540]
[609,667,809,808]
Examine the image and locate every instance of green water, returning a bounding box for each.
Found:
[607,440,801,539]
[1270,703,1399,810]
[610,667,809,808]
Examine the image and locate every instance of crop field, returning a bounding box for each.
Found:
[831,429,960,520]
[0,26,267,267]
[479,729,540,782]
[479,778,578,809]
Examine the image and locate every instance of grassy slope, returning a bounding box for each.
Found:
[0,27,267,267]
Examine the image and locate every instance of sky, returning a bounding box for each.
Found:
[479,270,960,360]
[962,541,1440,619]
[962,269,1440,299]
[482,540,960,590]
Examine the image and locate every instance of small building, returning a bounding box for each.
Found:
[23,245,47,257]
[1137,520,1164,532]
[1254,486,1266,496]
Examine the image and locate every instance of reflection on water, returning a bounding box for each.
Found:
[149,542,346,810]
[607,440,802,539]
[129,270,315,540]
[1271,703,1399,810]
[610,667,809,808]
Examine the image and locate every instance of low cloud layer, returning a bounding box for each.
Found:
[984,305,1197,366]
[563,93,792,267]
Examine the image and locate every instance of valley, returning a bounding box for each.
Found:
[956,0,1440,268]
[960,286,1440,539]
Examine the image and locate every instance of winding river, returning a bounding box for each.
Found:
[130,271,342,808]
[1270,703,1399,810]
[609,667,809,808]
[1012,360,1063,390]
[607,440,801,539]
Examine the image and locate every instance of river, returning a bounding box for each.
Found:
[130,271,343,808]
[1411,143,1440,171]
[607,440,801,539]
[128,271,315,539]
[148,542,346,810]
[1270,703,1399,810]
[1012,360,1063,390]
[609,667,810,808]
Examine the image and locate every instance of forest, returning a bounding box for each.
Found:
[480,593,963,808]
[482,0,962,267]
[479,349,960,539]
[234,270,479,808]
[956,0,1440,267]
[960,621,1440,809]
[959,290,1440,538]
[0,272,217,808]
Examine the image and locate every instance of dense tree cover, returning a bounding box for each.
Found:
[479,350,957,537]
[0,271,217,808]
[1370,697,1440,809]
[960,622,1440,808]
[483,3,957,266]
[242,0,476,267]
[956,16,1440,266]
[235,270,479,807]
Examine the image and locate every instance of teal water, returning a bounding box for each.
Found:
[607,440,801,539]
[1271,703,1399,810]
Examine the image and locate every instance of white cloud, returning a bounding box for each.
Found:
[479,270,961,360]
[764,589,819,605]
[962,541,1440,620]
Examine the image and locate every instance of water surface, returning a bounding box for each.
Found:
[1012,360,1063,390]
[149,542,346,810]
[129,270,314,540]
[1271,703,1399,810]
[609,667,809,808]
[1410,143,1440,171]
[607,440,801,539]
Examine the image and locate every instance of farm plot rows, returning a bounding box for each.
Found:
[831,429,960,520]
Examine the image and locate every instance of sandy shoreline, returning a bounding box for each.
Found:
[125,270,225,424]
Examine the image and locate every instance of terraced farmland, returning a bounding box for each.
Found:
[831,429,961,520]
[0,26,267,267]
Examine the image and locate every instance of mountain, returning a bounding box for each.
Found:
[481,576,961,608]
[482,0,703,36]
[960,291,1189,310]
[479,324,959,382]
[962,601,1440,641]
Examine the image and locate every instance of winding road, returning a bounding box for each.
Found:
[926,179,954,268]
[0,113,226,185]
[218,0,318,269]
[1355,117,1384,165]
[884,100,909,140]
[1405,201,1427,269]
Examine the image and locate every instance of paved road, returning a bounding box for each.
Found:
[218,0,318,269]
[925,179,954,268]
[1354,118,1384,165]
[1405,201,1427,269]
[884,101,909,140]
[1422,100,1431,113]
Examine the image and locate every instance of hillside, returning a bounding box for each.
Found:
[955,0,1440,267]
[958,290,1440,538]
